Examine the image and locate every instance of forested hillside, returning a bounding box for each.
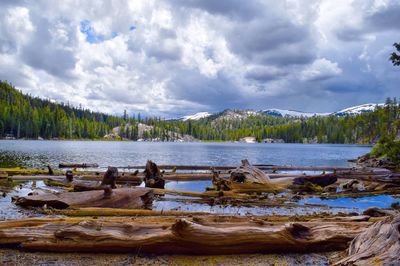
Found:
[1,81,399,143]
[115,100,400,144]
[0,81,123,139]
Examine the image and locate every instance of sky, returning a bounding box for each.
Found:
[0,0,399,118]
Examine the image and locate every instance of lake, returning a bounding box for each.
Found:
[0,140,371,169]
[1,141,399,219]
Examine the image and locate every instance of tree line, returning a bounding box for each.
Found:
[1,81,399,144]
[0,81,123,139]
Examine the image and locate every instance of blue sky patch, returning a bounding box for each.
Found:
[80,19,118,44]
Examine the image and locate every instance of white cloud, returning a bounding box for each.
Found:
[0,0,399,116]
[300,58,342,81]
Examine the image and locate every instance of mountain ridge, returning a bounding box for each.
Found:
[178,103,386,121]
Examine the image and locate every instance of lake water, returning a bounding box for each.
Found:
[0,140,371,168]
[4,140,396,219]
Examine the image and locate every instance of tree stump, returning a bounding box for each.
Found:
[230,159,271,184]
[101,167,118,189]
[144,160,165,188]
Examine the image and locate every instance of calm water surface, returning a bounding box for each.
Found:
[0,140,371,168]
[0,141,399,219]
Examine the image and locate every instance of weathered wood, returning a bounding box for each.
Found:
[110,164,355,171]
[336,215,400,265]
[42,207,210,217]
[230,160,271,184]
[144,160,165,188]
[0,217,367,254]
[14,188,154,209]
[59,163,99,168]
[293,174,337,187]
[101,167,118,189]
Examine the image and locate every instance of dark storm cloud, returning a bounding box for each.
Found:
[336,2,400,42]
[225,15,316,66]
[167,0,263,19]
[366,3,400,30]
[336,28,370,42]
[21,17,77,79]
[0,39,17,54]
[168,70,243,107]
[245,66,287,82]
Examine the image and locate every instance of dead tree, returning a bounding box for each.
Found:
[143,160,165,189]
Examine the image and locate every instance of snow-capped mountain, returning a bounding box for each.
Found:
[213,109,259,121]
[178,103,385,120]
[180,112,212,121]
[262,109,330,118]
[333,103,384,117]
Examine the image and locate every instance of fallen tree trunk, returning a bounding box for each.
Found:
[42,207,210,217]
[110,164,354,171]
[0,217,367,254]
[336,214,400,265]
[293,174,337,187]
[14,188,154,209]
[59,163,99,168]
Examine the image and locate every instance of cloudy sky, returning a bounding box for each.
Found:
[0,0,399,117]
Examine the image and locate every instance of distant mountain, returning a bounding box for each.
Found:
[333,103,385,117]
[179,104,385,120]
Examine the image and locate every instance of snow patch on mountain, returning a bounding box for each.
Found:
[180,112,212,121]
[334,103,384,116]
[262,109,330,118]
[178,103,386,121]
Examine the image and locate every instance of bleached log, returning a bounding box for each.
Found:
[336,215,400,265]
[14,188,153,209]
[0,217,367,254]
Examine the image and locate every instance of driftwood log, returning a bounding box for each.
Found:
[292,174,337,187]
[0,217,367,254]
[59,163,99,168]
[212,160,285,192]
[230,159,271,184]
[143,160,165,188]
[14,188,153,209]
[336,214,400,265]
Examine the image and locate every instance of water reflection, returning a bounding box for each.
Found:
[0,140,371,169]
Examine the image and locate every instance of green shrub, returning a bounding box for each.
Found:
[371,135,400,164]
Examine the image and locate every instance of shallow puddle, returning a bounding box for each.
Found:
[298,195,400,210]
